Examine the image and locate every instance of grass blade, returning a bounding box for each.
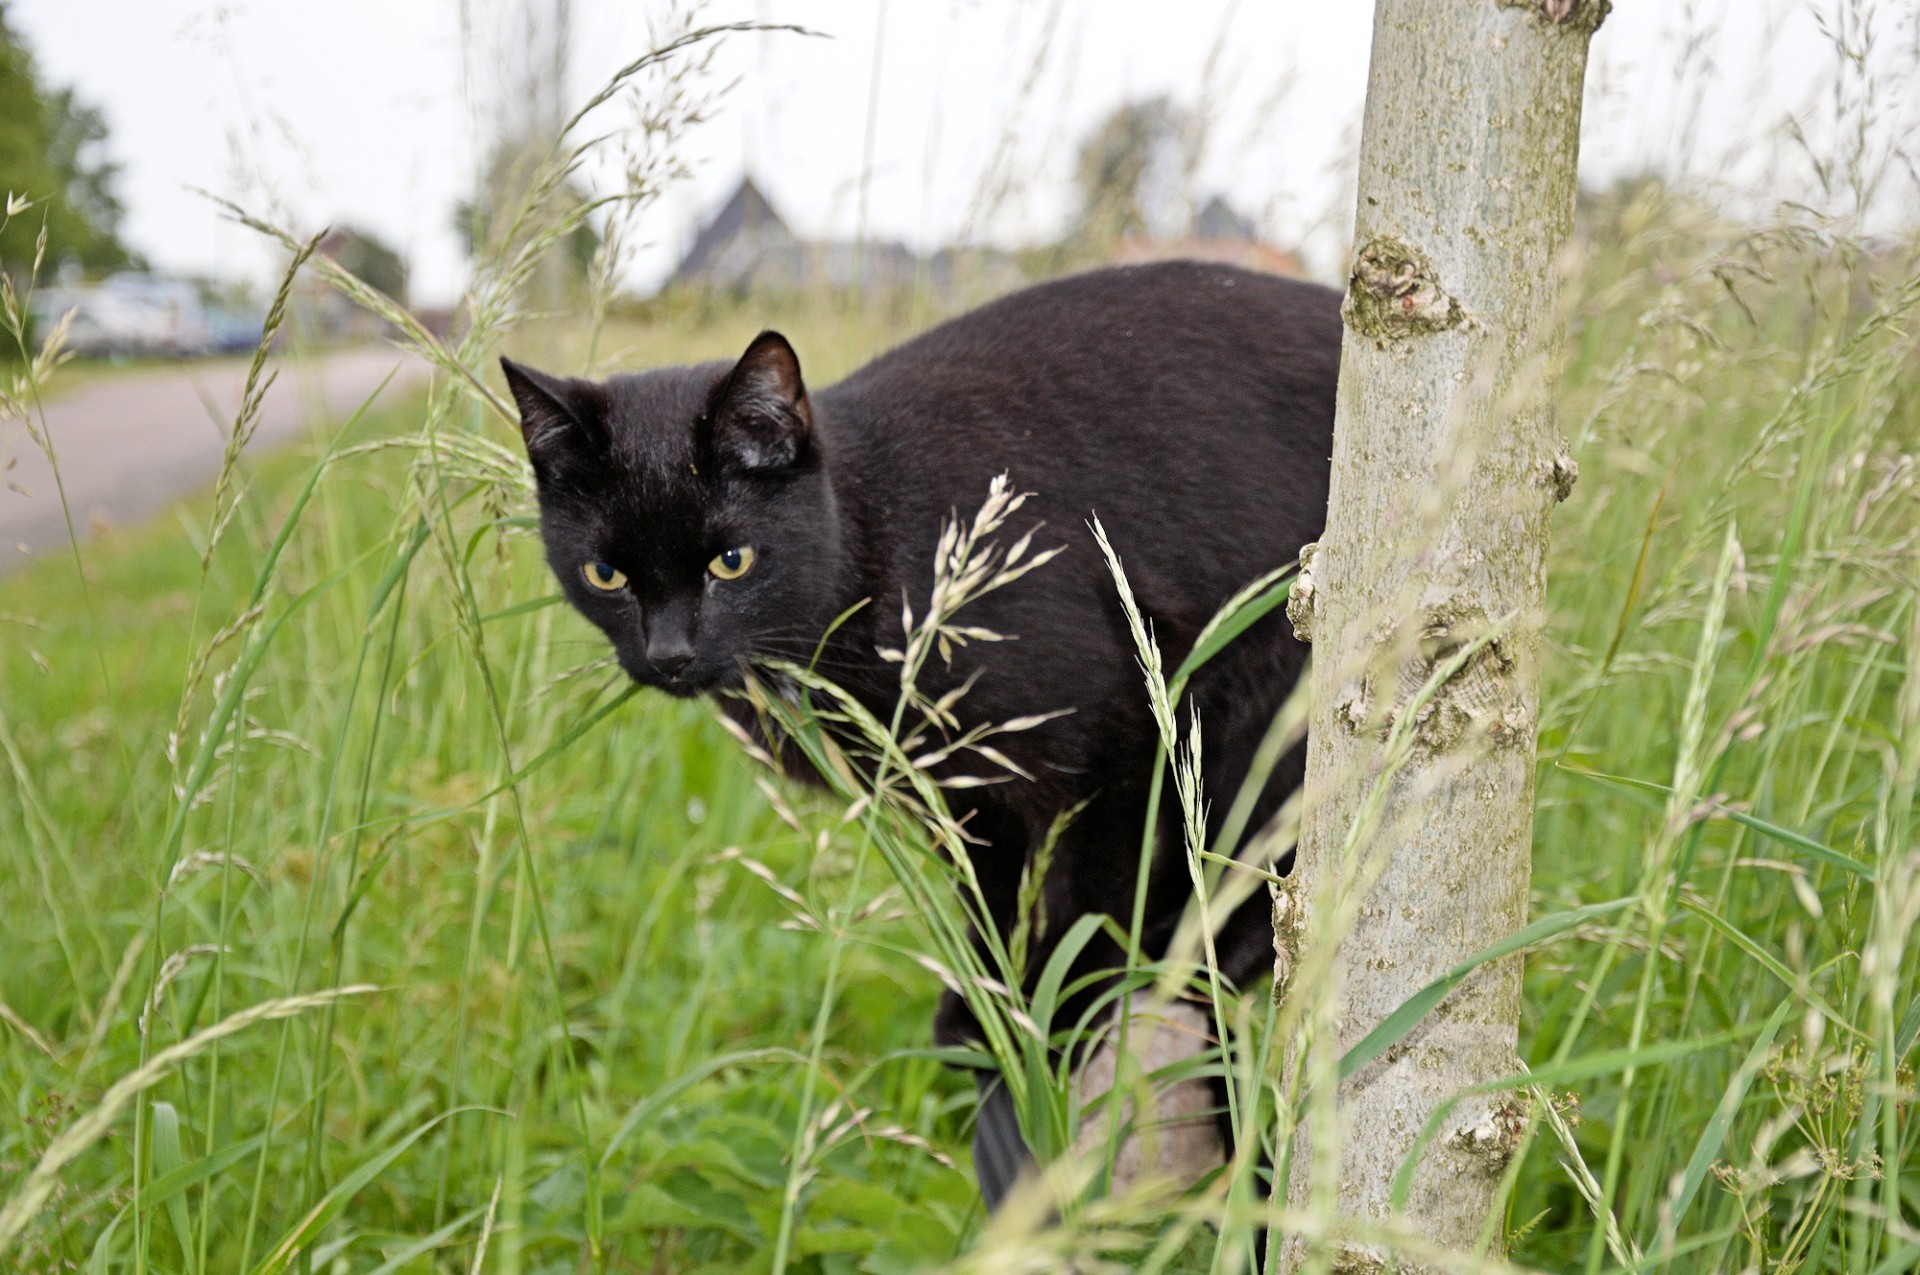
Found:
[363,1205,487,1275]
[1388,1031,1741,1211]
[250,1106,489,1275]
[1664,997,1792,1235]
[1561,766,1875,880]
[1680,899,1860,1037]
[1171,563,1296,687]
[0,987,376,1257]
[1339,897,1636,1082]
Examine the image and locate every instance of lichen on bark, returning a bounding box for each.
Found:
[1330,1245,1389,1275]
[1390,611,1530,752]
[1330,606,1531,752]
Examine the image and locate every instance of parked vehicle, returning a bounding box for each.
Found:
[29,274,263,359]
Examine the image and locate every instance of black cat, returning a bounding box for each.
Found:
[503,259,1341,1202]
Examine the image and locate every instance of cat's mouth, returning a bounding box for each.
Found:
[656,668,721,698]
[614,651,724,698]
[630,659,743,699]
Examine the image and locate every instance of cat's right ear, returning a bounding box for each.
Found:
[500,357,608,476]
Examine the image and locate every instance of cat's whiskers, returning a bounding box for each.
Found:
[746,650,875,678]
[744,626,873,670]
[744,629,845,650]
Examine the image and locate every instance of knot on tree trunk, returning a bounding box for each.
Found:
[1269,881,1308,1003]
[1287,541,1320,643]
[1330,1244,1390,1274]
[1343,237,1464,343]
[1334,606,1530,752]
[1451,1094,1530,1173]
[1498,0,1611,31]
[1544,450,1580,502]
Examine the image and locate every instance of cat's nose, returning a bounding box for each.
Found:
[646,598,698,679]
[649,644,694,678]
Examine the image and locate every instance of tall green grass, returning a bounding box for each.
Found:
[1513,198,1920,1275]
[2,45,1918,1275]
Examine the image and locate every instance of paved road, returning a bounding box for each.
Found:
[2,347,428,569]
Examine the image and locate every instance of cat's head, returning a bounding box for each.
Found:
[502,331,843,697]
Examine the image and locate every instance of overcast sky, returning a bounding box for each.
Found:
[13,1,1918,306]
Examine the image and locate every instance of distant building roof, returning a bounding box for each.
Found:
[1194,196,1257,243]
[668,175,1014,296]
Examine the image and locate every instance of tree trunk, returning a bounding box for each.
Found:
[1278,1,1601,1269]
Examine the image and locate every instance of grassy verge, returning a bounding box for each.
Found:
[2,291,984,1274]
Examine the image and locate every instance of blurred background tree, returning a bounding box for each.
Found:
[319,224,409,304]
[1068,95,1192,254]
[450,140,601,293]
[0,2,134,278]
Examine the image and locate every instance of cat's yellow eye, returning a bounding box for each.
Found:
[708,546,755,581]
[581,561,628,591]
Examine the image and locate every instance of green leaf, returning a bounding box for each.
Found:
[92,1134,269,1273]
[478,593,564,626]
[146,1101,195,1257]
[615,1183,711,1232]
[1709,807,1872,880]
[1868,1242,1920,1275]
[651,1137,766,1188]
[795,1223,882,1255]
[806,1179,915,1229]
[650,1168,758,1239]
[86,1215,121,1275]
[1339,897,1636,1082]
[601,1048,804,1167]
[1026,912,1108,1041]
[1897,991,1920,1060]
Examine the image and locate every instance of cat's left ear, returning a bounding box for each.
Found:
[501,357,608,477]
[707,331,812,472]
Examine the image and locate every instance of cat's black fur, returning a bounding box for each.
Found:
[503,257,1340,1096]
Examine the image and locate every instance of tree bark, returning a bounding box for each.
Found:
[1278,1,1601,1269]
